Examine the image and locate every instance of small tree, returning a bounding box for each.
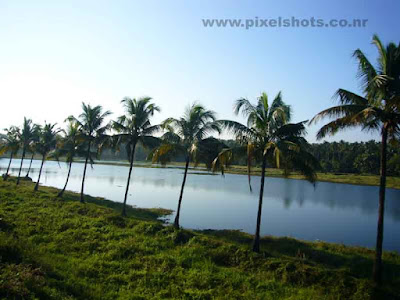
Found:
[151,103,221,228]
[68,102,111,203]
[52,121,86,197]
[34,123,60,191]
[16,118,36,185]
[112,97,161,216]
[25,124,41,178]
[214,92,319,252]
[0,126,20,180]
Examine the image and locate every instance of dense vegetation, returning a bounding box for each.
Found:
[310,140,400,176]
[1,179,399,300]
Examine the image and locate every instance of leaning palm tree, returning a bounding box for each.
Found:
[16,118,36,185]
[34,123,60,191]
[0,126,20,180]
[25,124,41,178]
[151,103,221,228]
[310,35,400,285]
[213,92,319,252]
[112,97,161,216]
[68,102,112,203]
[53,121,86,198]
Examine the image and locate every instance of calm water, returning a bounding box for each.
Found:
[1,158,399,252]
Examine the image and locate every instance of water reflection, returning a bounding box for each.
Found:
[1,158,399,251]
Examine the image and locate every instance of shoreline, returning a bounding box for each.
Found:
[0,178,399,299]
[1,156,400,190]
[2,175,399,253]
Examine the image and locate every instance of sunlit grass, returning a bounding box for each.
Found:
[0,178,399,299]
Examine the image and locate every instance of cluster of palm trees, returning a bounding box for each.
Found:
[0,95,321,252]
[0,34,398,285]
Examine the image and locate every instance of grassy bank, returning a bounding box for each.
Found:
[0,179,399,299]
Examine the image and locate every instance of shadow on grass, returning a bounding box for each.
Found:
[61,190,172,222]
[3,176,172,222]
[200,229,400,283]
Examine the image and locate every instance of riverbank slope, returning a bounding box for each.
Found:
[0,179,399,299]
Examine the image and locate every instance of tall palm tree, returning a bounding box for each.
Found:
[0,126,20,180]
[151,103,221,228]
[112,97,161,216]
[214,92,319,252]
[34,123,60,191]
[53,121,86,198]
[16,118,36,185]
[310,35,400,284]
[68,102,111,203]
[25,124,41,178]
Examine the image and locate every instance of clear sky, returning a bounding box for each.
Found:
[0,0,398,142]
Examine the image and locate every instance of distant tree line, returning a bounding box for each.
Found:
[220,139,400,176]
[310,140,400,176]
[3,138,399,177]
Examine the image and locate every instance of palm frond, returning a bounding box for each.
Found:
[234,98,258,118]
[217,120,254,139]
[372,34,387,74]
[150,143,184,166]
[140,136,161,150]
[353,49,378,93]
[310,104,367,125]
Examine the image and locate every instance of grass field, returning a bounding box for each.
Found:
[0,178,399,299]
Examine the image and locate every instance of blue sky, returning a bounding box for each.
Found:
[0,0,398,142]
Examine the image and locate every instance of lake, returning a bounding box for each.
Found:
[1,158,399,252]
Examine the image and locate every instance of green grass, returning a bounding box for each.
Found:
[0,179,399,299]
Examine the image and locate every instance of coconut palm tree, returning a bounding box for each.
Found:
[310,35,400,285]
[34,123,61,191]
[53,121,86,198]
[213,92,319,252]
[68,102,111,203]
[16,118,36,185]
[0,126,20,180]
[151,103,221,228]
[25,124,41,178]
[112,97,161,216]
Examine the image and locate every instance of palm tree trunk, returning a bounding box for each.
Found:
[58,161,72,198]
[4,153,13,180]
[80,141,91,203]
[373,126,388,285]
[16,148,26,185]
[34,155,45,191]
[252,154,267,253]
[122,141,137,216]
[174,157,190,228]
[25,153,34,177]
